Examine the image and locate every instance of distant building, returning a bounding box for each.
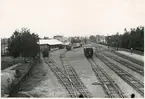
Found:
[53,35,63,42]
[53,35,69,43]
[96,35,107,44]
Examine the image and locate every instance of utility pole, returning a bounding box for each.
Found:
[3,39,5,56]
[116,40,118,50]
[38,38,41,63]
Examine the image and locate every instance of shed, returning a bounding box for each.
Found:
[39,39,64,51]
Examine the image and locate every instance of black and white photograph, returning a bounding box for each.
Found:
[1,0,144,98]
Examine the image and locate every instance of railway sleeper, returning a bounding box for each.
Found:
[97,55,144,97]
[109,90,119,94]
[123,76,136,81]
[66,86,75,90]
[108,87,116,92]
[78,89,88,93]
[64,83,72,86]
[118,72,127,75]
[107,56,144,73]
[100,78,109,82]
[102,81,113,84]
[108,89,124,97]
[111,94,121,97]
[138,70,144,73]
[74,86,83,89]
[69,94,76,97]
[130,81,141,84]
[133,83,144,88]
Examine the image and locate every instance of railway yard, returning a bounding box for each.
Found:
[2,44,144,98]
[1,0,144,98]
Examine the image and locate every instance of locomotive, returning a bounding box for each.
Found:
[83,46,93,58]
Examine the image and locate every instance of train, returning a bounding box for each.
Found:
[66,45,71,51]
[83,46,93,58]
[42,49,49,57]
[58,45,65,49]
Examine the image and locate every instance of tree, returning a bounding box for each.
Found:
[105,26,144,51]
[71,37,75,44]
[7,30,21,57]
[8,28,40,59]
[89,35,96,42]
[84,37,87,44]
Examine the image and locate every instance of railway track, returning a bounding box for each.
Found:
[112,51,144,66]
[103,52,144,76]
[87,58,125,98]
[96,53,144,97]
[60,51,92,98]
[95,45,144,67]
[45,58,77,97]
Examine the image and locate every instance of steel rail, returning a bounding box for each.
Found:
[103,52,144,76]
[59,54,77,97]
[87,58,125,98]
[112,51,144,66]
[64,57,92,97]
[60,52,92,98]
[96,53,144,97]
[45,58,77,97]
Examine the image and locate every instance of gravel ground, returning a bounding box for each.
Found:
[102,52,144,83]
[117,51,144,62]
[1,56,22,70]
[11,45,143,98]
[66,47,106,97]
[19,53,67,97]
[50,49,65,70]
[93,54,143,98]
[105,51,143,68]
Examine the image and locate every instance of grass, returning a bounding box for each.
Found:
[1,56,22,70]
[11,63,29,71]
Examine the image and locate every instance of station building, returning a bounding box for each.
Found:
[39,39,64,51]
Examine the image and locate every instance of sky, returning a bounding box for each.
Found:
[0,0,145,38]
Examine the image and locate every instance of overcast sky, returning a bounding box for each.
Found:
[0,0,145,38]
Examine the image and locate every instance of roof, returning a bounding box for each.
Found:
[39,39,63,45]
[64,42,70,45]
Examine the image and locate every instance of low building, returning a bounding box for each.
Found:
[53,35,68,43]
[39,39,64,51]
[96,35,107,44]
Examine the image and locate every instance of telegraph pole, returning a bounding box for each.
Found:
[3,39,6,56]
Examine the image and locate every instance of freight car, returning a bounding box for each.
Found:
[58,45,65,49]
[66,45,71,51]
[83,46,93,58]
[42,49,49,57]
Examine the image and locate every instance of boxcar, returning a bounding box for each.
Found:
[42,49,49,57]
[66,45,71,51]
